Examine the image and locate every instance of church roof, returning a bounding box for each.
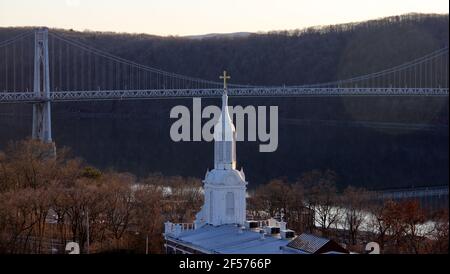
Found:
[166,224,298,254]
[287,233,330,253]
[286,233,349,254]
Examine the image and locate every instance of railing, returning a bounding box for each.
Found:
[0,87,448,103]
[164,221,195,236]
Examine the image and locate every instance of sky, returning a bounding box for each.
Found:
[0,0,448,36]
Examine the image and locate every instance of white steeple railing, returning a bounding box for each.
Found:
[164,221,195,236]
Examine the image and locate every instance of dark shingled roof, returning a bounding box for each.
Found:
[287,233,330,253]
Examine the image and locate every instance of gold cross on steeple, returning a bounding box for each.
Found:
[219,70,231,90]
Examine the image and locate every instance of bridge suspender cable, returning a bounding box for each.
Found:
[0,28,448,96]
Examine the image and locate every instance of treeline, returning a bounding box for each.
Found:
[0,139,203,254]
[53,13,450,85]
[248,171,449,254]
[0,140,448,254]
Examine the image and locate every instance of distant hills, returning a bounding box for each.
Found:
[184,32,253,39]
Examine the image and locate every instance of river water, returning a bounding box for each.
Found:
[0,97,448,190]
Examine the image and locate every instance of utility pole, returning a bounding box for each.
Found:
[145,234,149,255]
[86,208,90,254]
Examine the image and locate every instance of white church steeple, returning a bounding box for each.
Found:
[214,71,237,170]
[194,71,247,227]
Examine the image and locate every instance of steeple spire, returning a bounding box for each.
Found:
[214,71,236,170]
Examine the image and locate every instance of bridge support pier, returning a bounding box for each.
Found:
[32,27,55,156]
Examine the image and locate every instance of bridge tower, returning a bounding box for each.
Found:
[32,27,55,154]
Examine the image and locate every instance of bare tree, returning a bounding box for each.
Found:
[0,189,39,253]
[252,179,292,219]
[400,200,426,254]
[341,186,370,245]
[429,209,449,254]
[101,173,135,249]
[161,176,203,223]
[296,170,339,234]
[132,184,164,253]
[286,182,311,233]
[368,200,397,252]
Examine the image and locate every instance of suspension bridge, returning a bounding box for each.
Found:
[0,27,448,145]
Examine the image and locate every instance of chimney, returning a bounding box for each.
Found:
[279,221,287,230]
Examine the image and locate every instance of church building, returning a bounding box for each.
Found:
[163,72,348,254]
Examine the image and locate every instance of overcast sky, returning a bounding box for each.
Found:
[0,0,448,36]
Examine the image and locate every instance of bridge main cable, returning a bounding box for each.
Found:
[48,31,257,89]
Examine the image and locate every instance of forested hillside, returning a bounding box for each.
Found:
[0,13,448,189]
[0,13,448,86]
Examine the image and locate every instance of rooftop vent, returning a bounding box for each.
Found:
[264,226,280,235]
[281,229,295,239]
[245,220,259,229]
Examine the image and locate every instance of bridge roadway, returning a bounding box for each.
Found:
[373,185,449,200]
[0,87,448,103]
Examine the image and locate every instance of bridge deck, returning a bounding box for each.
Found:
[372,186,449,200]
[0,87,448,103]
